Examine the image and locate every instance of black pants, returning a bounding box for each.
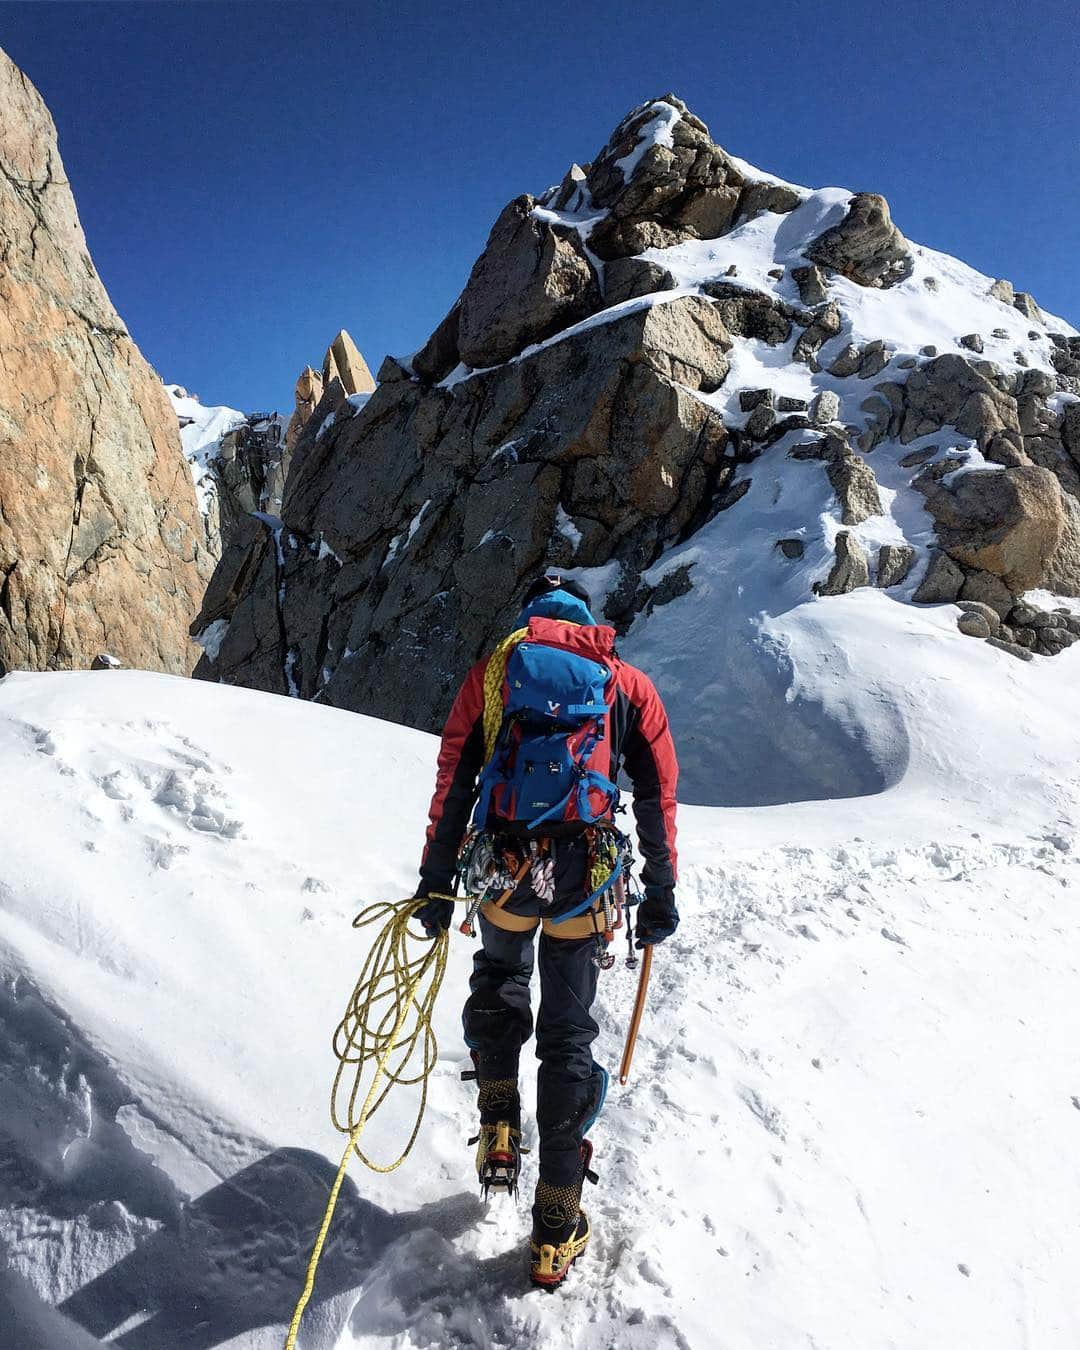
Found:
[462,837,607,1186]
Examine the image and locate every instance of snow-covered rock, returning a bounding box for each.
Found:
[165,386,289,558]
[191,93,1080,771]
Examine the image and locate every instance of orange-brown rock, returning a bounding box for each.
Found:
[285,365,324,450]
[0,48,213,674]
[322,330,376,398]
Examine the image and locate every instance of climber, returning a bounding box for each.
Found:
[413,572,679,1289]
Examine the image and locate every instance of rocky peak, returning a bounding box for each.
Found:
[580,94,749,260]
[0,48,212,675]
[286,366,324,450]
[191,94,1080,764]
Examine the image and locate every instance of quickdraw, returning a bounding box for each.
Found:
[452,829,548,937]
[452,824,643,973]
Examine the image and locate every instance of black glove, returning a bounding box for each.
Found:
[635,886,679,948]
[413,893,453,937]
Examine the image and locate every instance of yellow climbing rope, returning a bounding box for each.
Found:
[481,619,584,757]
[284,895,454,1350]
[482,627,527,756]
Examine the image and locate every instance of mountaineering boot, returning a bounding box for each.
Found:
[529,1141,596,1289]
[467,1072,525,1198]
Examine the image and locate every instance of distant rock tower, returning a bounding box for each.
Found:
[322,329,376,398]
[285,366,324,451]
[284,331,376,451]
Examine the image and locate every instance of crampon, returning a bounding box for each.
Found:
[470,1120,528,1199]
[529,1211,591,1290]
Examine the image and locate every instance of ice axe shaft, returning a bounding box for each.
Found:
[618,945,653,1085]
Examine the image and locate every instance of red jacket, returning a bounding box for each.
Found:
[420,617,678,896]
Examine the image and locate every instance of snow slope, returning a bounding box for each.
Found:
[1,642,1078,1348]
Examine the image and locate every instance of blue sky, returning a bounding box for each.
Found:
[2,0,1077,413]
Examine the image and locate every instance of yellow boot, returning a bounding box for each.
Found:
[529,1155,594,1290]
[467,1074,525,1198]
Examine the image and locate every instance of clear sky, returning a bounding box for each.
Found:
[2,0,1077,413]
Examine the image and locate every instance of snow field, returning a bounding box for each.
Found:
[1,657,1078,1348]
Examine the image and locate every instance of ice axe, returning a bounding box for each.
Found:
[618,944,653,1085]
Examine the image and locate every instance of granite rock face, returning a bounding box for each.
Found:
[455,196,602,368]
[814,532,870,595]
[0,49,212,675]
[193,296,732,717]
[921,465,1065,593]
[285,367,323,450]
[211,413,291,544]
[169,386,291,558]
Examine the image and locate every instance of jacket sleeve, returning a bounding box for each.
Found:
[618,665,679,892]
[418,660,487,895]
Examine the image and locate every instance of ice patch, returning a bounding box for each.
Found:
[193,619,229,663]
[554,504,582,551]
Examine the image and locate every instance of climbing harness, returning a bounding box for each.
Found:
[453,828,540,937]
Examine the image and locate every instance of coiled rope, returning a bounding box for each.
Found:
[284,896,453,1349]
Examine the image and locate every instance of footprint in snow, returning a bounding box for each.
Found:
[148,840,190,870]
[737,1085,786,1139]
[97,762,243,839]
[637,1252,673,1295]
[16,719,59,755]
[99,769,133,800]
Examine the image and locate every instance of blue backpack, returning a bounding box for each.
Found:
[473,638,620,831]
